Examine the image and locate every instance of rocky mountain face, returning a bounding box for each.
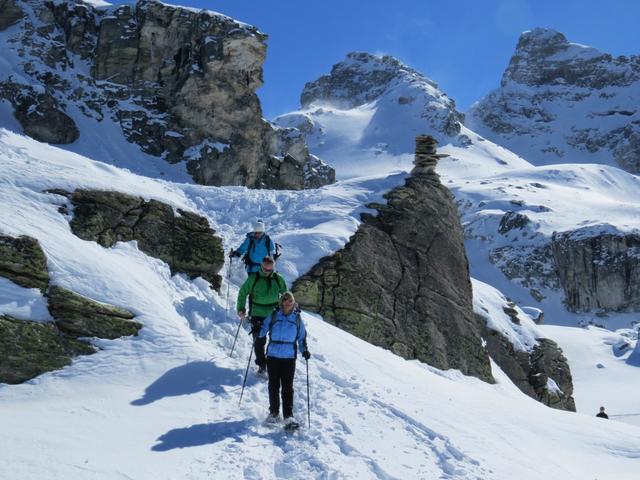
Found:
[552,227,640,312]
[468,28,640,172]
[274,52,466,161]
[0,0,334,189]
[293,136,493,383]
[0,234,141,384]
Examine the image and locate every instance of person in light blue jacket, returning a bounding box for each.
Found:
[259,291,311,427]
[230,220,277,274]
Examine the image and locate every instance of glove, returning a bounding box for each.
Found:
[228,249,238,258]
[302,350,311,360]
[249,324,260,336]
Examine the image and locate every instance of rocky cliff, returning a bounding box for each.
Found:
[552,226,640,312]
[292,136,494,383]
[0,0,334,189]
[468,28,640,173]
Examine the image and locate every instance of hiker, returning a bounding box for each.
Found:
[259,291,310,428]
[237,256,288,375]
[230,220,277,273]
[596,406,609,419]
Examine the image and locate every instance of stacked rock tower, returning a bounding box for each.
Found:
[411,135,449,175]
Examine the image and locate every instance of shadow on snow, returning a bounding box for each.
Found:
[152,419,252,451]
[131,361,254,406]
[152,418,300,451]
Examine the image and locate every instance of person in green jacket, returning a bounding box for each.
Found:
[237,255,288,374]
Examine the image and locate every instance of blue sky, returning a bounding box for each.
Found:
[179,0,640,119]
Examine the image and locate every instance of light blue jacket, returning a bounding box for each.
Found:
[235,233,275,273]
[259,307,307,359]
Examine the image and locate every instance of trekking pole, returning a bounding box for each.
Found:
[305,358,311,428]
[229,315,243,358]
[225,256,233,316]
[238,340,254,406]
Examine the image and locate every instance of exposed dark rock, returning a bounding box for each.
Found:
[0,81,79,144]
[47,286,141,339]
[66,189,224,290]
[489,243,559,301]
[551,227,640,312]
[498,211,531,234]
[0,314,95,385]
[0,234,49,292]
[293,137,493,383]
[0,0,24,31]
[480,316,575,411]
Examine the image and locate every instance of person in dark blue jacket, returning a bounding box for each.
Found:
[230,220,276,273]
[258,291,310,427]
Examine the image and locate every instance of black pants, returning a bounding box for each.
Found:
[267,356,296,418]
[251,316,267,368]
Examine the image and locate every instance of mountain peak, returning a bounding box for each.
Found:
[300,51,438,109]
[501,27,627,88]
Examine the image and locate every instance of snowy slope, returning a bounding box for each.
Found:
[2,130,640,479]
[273,52,465,179]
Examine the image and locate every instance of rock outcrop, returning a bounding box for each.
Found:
[479,314,575,411]
[0,315,95,384]
[0,0,23,31]
[0,233,143,384]
[468,28,640,173]
[0,0,334,189]
[551,226,640,312]
[0,82,79,144]
[47,286,141,339]
[56,189,225,290]
[0,234,49,292]
[293,136,493,383]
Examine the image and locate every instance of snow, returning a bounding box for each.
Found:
[472,279,540,352]
[542,325,640,427]
[2,128,640,479]
[0,277,52,322]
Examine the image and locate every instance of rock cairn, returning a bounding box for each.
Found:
[411,135,449,175]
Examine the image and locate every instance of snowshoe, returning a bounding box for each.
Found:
[263,413,280,427]
[283,417,299,431]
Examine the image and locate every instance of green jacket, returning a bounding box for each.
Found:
[236,269,288,318]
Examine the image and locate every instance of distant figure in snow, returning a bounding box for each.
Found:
[596,406,609,419]
[237,256,288,375]
[258,291,310,429]
[229,220,277,274]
